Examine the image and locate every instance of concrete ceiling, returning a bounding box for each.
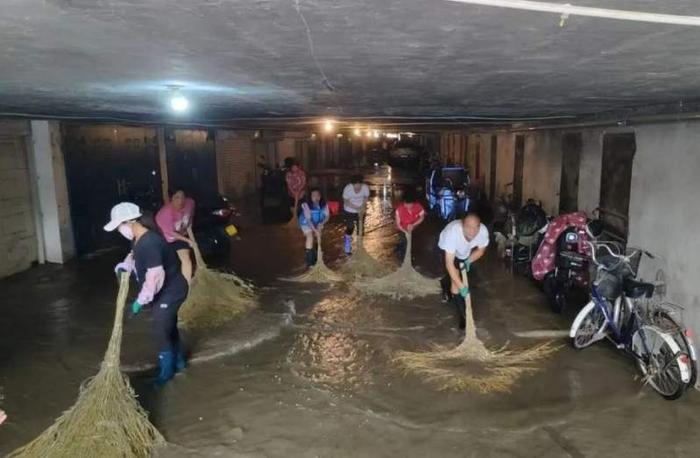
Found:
[2,0,700,124]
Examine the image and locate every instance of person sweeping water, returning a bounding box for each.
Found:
[107,202,189,386]
[298,188,330,268]
[394,188,426,261]
[156,188,195,284]
[285,161,307,221]
[437,212,489,329]
[342,174,370,255]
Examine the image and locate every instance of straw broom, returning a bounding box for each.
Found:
[282,231,343,283]
[338,211,390,279]
[354,232,440,299]
[8,272,165,458]
[178,227,257,330]
[396,264,559,393]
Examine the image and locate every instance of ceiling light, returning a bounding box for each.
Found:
[323,119,335,133]
[170,94,189,113]
[353,128,361,136]
[373,130,380,139]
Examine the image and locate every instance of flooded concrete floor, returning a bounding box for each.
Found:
[1,166,699,457]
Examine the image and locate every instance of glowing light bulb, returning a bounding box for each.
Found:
[170,95,189,112]
[323,119,335,133]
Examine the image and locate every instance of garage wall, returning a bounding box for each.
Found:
[523,131,563,216]
[626,122,700,336]
[0,121,37,277]
[495,132,515,199]
[577,130,604,216]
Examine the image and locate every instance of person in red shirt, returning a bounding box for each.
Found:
[285,162,307,217]
[394,188,425,261]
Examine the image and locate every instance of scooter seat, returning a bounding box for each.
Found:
[623,279,655,299]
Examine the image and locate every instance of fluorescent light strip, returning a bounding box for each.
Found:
[446,0,700,26]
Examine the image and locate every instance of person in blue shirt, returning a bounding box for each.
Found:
[298,188,330,267]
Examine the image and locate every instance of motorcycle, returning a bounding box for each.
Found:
[532,213,603,313]
[431,167,471,222]
[192,194,240,256]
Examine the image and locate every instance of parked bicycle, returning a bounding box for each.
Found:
[569,242,693,400]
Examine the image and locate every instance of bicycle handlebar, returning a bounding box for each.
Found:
[584,241,645,271]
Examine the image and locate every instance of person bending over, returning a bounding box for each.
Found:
[394,188,425,261]
[298,188,330,267]
[342,175,370,255]
[437,212,490,329]
[156,189,196,284]
[107,203,189,386]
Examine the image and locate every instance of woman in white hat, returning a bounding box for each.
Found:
[105,202,189,386]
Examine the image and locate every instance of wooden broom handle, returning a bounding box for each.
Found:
[187,226,207,269]
[103,271,130,368]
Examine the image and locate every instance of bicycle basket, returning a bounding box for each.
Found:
[594,259,634,299]
[596,269,623,299]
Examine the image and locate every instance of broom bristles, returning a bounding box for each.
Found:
[338,211,391,279]
[395,341,560,393]
[8,273,165,458]
[354,232,440,298]
[282,232,343,283]
[394,260,560,393]
[178,228,258,330]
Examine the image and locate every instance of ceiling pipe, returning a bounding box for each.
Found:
[446,0,700,27]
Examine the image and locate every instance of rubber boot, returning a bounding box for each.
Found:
[343,234,352,255]
[155,351,176,387]
[440,276,452,303]
[174,344,187,374]
[305,249,315,267]
[311,247,318,266]
[452,294,466,330]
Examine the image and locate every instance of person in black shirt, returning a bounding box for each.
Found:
[105,202,189,386]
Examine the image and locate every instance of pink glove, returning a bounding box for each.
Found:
[0,410,7,426]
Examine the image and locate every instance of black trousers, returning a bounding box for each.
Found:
[440,255,469,294]
[395,232,408,261]
[152,295,186,353]
[343,210,361,236]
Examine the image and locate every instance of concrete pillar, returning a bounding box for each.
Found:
[29,121,75,264]
[157,127,170,203]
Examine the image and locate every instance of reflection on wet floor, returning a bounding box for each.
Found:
[1,166,700,457]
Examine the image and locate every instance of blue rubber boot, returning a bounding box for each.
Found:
[343,235,352,255]
[155,351,176,387]
[175,344,187,374]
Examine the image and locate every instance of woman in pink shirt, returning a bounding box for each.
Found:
[156,189,196,283]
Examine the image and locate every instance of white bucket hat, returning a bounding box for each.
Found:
[104,202,142,232]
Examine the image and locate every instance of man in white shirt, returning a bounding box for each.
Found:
[438,212,490,329]
[342,174,370,254]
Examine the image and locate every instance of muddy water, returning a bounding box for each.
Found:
[1,166,700,457]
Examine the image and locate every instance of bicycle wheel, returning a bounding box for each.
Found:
[651,310,697,388]
[571,301,607,349]
[631,325,691,400]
